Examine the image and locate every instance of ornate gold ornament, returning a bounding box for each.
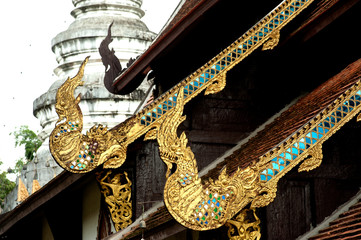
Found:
[262,30,281,51]
[226,209,261,240]
[151,87,261,230]
[298,144,323,172]
[204,72,227,95]
[96,170,132,231]
[49,57,145,173]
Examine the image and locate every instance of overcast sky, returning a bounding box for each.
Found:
[0,0,179,174]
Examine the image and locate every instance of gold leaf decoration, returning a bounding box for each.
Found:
[205,72,227,95]
[262,30,280,51]
[157,87,261,230]
[49,57,144,173]
[32,180,41,194]
[298,144,323,172]
[226,209,261,240]
[96,170,133,231]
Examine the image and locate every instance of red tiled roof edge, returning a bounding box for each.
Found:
[309,200,361,239]
[284,0,359,43]
[121,206,173,239]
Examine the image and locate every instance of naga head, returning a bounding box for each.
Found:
[156,87,198,178]
[54,56,89,124]
[50,57,91,172]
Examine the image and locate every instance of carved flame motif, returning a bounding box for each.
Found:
[262,30,280,51]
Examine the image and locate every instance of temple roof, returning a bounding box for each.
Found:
[112,0,357,93]
[103,0,361,238]
[112,0,284,93]
[0,171,90,235]
[3,0,361,238]
[296,190,361,240]
[112,57,361,239]
[207,58,361,178]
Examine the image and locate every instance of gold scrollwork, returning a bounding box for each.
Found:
[262,30,280,51]
[298,144,323,172]
[251,181,278,209]
[96,170,132,231]
[226,208,261,240]
[205,72,227,95]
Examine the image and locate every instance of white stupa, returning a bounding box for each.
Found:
[3,0,156,212]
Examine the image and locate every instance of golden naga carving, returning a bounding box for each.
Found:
[49,57,144,173]
[226,209,261,240]
[50,0,315,174]
[96,170,132,231]
[147,87,261,230]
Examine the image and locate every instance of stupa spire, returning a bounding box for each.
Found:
[71,0,145,19]
[2,0,156,212]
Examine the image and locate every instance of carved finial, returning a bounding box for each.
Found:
[99,22,122,94]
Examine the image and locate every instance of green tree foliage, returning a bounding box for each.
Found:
[0,126,42,207]
[0,162,16,207]
[10,125,42,161]
[0,126,41,207]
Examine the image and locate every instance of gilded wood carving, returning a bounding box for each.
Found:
[96,170,132,231]
[148,87,261,230]
[226,209,261,240]
[49,57,145,173]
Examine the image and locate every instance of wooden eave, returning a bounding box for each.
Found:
[113,0,360,94]
[108,0,361,238]
[0,171,90,236]
[281,0,360,44]
[109,57,361,240]
[113,0,290,94]
[113,0,220,93]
